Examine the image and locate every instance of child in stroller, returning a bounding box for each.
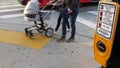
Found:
[23,0,54,39]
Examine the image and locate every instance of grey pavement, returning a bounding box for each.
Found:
[0,11,101,68]
[0,0,100,67]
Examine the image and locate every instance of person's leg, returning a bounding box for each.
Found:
[67,8,78,42]
[55,14,62,32]
[57,8,69,41]
[66,16,70,29]
[62,15,68,38]
[71,9,78,38]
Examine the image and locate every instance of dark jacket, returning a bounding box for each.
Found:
[65,0,79,11]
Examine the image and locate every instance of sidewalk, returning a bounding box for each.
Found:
[0,11,100,68]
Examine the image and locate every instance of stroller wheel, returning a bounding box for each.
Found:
[30,34,34,39]
[25,32,30,37]
[25,30,29,37]
[29,31,35,39]
[45,28,54,37]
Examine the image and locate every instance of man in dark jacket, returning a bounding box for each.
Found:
[58,0,79,42]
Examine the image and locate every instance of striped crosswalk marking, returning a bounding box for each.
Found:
[0,3,12,5]
[76,10,98,29]
[0,2,24,19]
[0,8,24,13]
[86,11,98,15]
[77,16,96,29]
[0,5,23,8]
[0,3,24,19]
[0,13,23,19]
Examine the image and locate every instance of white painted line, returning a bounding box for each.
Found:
[0,5,23,8]
[0,13,23,19]
[1,3,12,5]
[0,8,24,13]
[87,11,98,15]
[76,16,96,29]
[1,1,12,2]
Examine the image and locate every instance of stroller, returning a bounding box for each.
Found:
[24,0,54,39]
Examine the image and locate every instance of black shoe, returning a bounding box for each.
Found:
[57,37,65,42]
[66,38,75,42]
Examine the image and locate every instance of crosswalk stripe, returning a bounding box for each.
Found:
[1,1,12,2]
[0,13,23,19]
[76,16,96,29]
[86,11,98,15]
[0,8,24,13]
[0,5,23,8]
[1,3,12,5]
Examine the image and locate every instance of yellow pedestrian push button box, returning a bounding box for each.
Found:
[93,1,120,68]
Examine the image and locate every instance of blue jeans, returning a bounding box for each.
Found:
[60,8,79,38]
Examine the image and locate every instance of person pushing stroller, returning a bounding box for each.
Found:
[47,0,70,32]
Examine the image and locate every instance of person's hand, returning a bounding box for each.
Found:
[67,8,72,14]
[47,3,49,5]
[47,2,52,6]
[47,1,53,6]
[52,2,57,6]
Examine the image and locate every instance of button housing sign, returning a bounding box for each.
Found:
[97,3,116,39]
